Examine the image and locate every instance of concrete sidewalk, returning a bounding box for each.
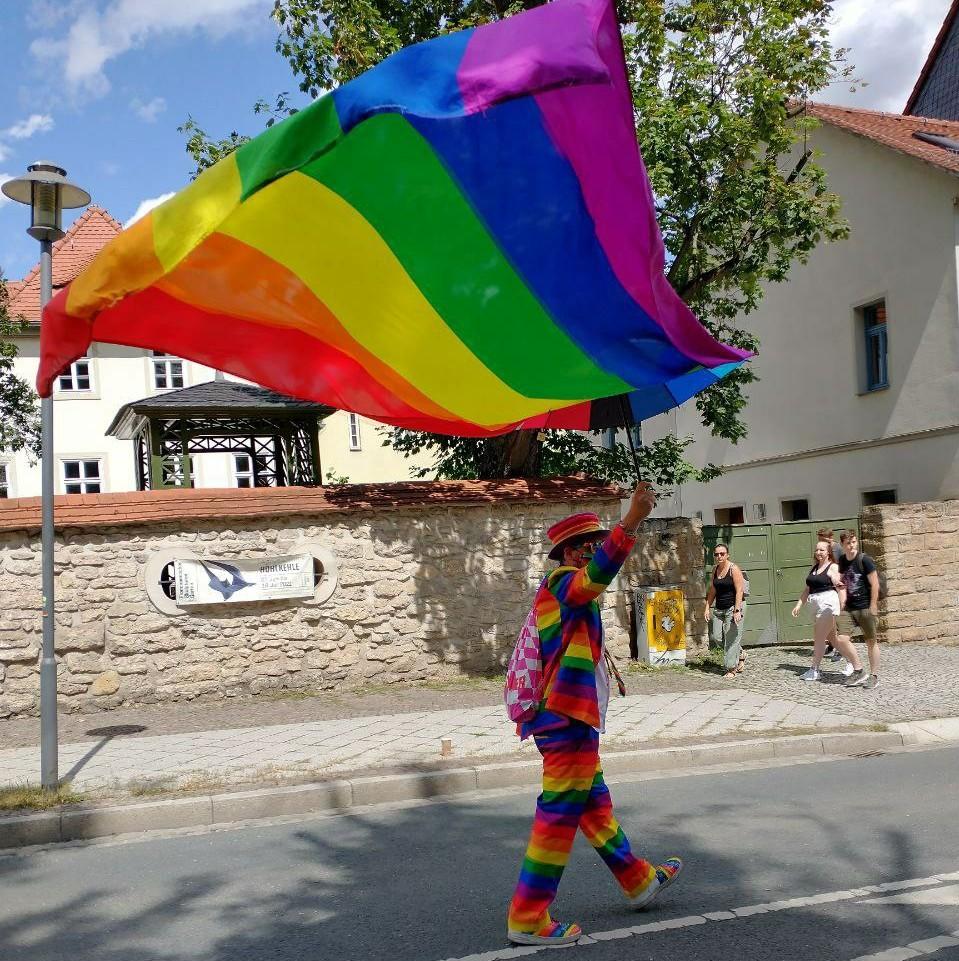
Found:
[0,688,865,794]
[1,642,957,798]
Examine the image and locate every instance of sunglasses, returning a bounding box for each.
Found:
[714,551,727,557]
[576,538,605,553]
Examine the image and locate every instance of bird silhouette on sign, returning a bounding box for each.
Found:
[199,561,254,600]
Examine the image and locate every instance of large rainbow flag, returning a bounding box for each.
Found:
[37,0,749,437]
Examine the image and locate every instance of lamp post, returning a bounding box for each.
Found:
[2,162,90,789]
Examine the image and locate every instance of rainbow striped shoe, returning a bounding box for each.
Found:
[631,857,684,910]
[508,919,583,947]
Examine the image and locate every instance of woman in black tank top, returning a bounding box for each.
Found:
[704,543,746,679]
[792,540,865,683]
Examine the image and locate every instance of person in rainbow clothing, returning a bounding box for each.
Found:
[507,482,683,947]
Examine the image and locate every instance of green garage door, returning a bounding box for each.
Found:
[703,524,776,646]
[771,517,858,642]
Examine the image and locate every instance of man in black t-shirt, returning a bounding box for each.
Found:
[837,530,881,689]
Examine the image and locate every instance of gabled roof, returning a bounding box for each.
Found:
[904,0,959,116]
[107,380,335,438]
[804,102,959,177]
[5,205,122,323]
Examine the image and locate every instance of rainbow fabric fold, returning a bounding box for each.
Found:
[37,0,749,436]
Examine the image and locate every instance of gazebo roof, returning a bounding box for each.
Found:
[107,380,334,438]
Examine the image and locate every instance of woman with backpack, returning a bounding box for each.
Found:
[505,482,682,948]
[704,543,747,678]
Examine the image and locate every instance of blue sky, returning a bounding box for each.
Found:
[0,0,952,283]
[0,0,307,280]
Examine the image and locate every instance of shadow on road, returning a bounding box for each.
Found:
[0,755,951,961]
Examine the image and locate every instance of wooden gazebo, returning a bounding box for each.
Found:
[106,381,333,490]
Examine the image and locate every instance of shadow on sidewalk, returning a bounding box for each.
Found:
[58,725,147,786]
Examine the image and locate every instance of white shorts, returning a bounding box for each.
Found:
[808,591,840,620]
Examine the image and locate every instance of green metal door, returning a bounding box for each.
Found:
[703,524,776,646]
[771,518,858,642]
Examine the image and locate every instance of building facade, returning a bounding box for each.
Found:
[1,207,428,499]
[646,104,959,524]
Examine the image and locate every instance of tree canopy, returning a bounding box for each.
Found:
[0,275,41,459]
[184,0,850,487]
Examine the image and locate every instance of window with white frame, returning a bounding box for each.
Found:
[152,351,184,390]
[57,358,93,392]
[62,459,102,494]
[0,463,9,498]
[234,454,254,488]
[348,413,362,451]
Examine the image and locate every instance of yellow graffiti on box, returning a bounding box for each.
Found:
[645,589,685,651]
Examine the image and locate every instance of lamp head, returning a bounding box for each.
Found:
[1,161,91,241]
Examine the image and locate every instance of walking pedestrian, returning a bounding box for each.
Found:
[817,528,844,664]
[704,543,747,678]
[507,483,682,947]
[837,530,881,689]
[792,540,868,685]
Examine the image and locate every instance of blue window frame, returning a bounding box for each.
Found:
[863,301,888,391]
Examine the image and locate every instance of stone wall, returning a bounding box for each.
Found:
[0,480,706,718]
[860,499,959,645]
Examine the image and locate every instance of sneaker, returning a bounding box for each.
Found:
[841,661,855,677]
[862,674,879,690]
[844,668,868,687]
[826,649,843,662]
[800,668,821,682]
[508,920,582,947]
[632,857,683,910]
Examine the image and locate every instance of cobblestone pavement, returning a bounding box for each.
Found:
[733,641,959,722]
[0,643,955,795]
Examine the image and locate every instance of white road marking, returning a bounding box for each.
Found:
[859,884,959,907]
[434,871,958,961]
[847,931,959,961]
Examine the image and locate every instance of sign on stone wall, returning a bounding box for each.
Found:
[174,554,315,606]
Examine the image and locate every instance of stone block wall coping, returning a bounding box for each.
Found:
[0,476,627,535]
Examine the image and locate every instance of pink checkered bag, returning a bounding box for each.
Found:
[504,604,543,723]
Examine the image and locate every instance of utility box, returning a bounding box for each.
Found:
[634,586,686,665]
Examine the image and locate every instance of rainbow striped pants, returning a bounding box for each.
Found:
[507,722,657,934]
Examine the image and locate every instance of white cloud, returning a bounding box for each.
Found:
[4,113,55,140]
[124,191,175,228]
[0,113,54,166]
[0,173,13,207]
[131,96,167,122]
[827,0,953,112]
[30,0,271,98]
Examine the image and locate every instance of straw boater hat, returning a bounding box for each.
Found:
[546,512,611,562]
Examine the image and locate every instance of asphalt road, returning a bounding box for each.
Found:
[3,746,959,961]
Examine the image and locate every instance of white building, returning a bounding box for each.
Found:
[1,206,428,499]
[646,102,959,523]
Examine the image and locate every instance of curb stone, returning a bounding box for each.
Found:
[0,730,916,850]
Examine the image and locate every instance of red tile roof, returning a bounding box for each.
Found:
[6,205,122,323]
[805,102,959,177]
[0,477,627,534]
[904,0,959,115]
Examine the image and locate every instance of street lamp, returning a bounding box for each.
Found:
[2,162,90,790]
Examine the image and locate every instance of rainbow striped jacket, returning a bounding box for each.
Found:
[519,524,635,738]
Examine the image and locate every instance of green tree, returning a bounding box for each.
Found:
[185,0,850,485]
[0,273,41,459]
